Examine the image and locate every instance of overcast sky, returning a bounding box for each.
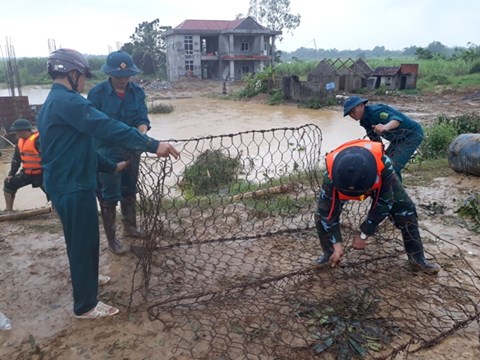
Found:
[0,0,478,57]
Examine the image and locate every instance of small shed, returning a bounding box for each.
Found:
[399,64,419,89]
[367,64,419,90]
[367,66,401,90]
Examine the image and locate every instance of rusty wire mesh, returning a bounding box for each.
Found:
[129,124,480,359]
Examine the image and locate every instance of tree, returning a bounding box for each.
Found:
[427,41,447,56]
[122,19,171,78]
[415,47,434,60]
[458,42,480,62]
[248,0,301,42]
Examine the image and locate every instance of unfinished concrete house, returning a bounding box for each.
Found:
[337,66,363,92]
[367,64,419,90]
[307,59,338,90]
[164,17,281,82]
[349,58,374,87]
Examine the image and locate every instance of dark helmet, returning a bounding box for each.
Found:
[10,118,33,132]
[343,96,368,117]
[332,146,378,196]
[47,48,92,78]
[102,51,140,77]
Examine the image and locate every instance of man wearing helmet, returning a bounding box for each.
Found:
[3,119,46,211]
[314,139,440,275]
[343,96,424,182]
[37,48,180,319]
[87,51,149,255]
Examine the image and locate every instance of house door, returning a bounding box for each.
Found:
[339,75,346,91]
[400,75,407,90]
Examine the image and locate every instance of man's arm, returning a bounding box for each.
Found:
[315,172,344,244]
[372,120,400,135]
[359,156,396,235]
[7,146,21,177]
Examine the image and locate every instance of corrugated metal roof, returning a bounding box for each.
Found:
[175,18,247,31]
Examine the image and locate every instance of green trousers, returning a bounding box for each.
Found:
[50,190,99,315]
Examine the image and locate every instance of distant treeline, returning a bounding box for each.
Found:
[280,41,479,62]
[0,55,109,86]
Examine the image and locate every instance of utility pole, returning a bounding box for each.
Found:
[48,38,57,53]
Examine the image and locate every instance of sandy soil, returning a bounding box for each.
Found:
[1,81,480,359]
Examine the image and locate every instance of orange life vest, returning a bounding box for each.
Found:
[18,132,42,175]
[325,139,384,220]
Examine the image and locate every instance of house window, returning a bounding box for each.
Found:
[241,65,250,74]
[241,42,249,51]
[185,60,194,76]
[184,36,193,55]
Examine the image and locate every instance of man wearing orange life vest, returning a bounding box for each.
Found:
[314,139,440,275]
[3,119,46,211]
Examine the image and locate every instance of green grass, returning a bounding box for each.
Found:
[404,158,454,186]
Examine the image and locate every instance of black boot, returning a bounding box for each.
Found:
[100,202,126,255]
[120,196,145,238]
[314,215,334,268]
[402,221,440,275]
[315,244,333,267]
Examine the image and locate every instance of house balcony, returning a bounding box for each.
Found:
[220,53,271,61]
[201,52,219,60]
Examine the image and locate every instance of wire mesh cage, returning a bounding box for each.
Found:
[128,124,480,359]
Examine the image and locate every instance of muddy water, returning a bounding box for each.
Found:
[0,94,364,210]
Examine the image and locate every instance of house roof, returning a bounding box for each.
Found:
[175,19,248,31]
[165,16,281,36]
[372,66,401,76]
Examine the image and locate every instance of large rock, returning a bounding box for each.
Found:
[448,134,480,176]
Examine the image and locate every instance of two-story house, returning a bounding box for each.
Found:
[164,17,281,82]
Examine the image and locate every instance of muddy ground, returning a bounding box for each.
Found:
[1,80,480,359]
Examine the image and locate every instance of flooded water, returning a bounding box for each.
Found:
[0,86,51,105]
[0,88,364,210]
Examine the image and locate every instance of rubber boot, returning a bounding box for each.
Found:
[314,214,334,268]
[4,192,15,211]
[402,220,440,275]
[120,196,144,238]
[100,202,126,255]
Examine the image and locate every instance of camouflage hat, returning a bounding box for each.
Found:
[10,118,33,132]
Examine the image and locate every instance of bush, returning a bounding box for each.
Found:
[425,74,451,85]
[455,195,480,231]
[149,102,174,114]
[420,121,457,159]
[267,89,284,105]
[447,113,480,133]
[419,113,480,160]
[469,61,480,74]
[181,149,241,196]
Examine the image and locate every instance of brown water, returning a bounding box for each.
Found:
[0,96,364,210]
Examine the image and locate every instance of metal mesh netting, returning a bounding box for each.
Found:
[129,124,480,359]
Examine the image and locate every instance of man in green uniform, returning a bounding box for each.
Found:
[343,96,424,181]
[88,51,150,255]
[314,139,440,275]
[37,48,180,318]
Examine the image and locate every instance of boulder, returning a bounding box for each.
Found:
[448,134,480,176]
